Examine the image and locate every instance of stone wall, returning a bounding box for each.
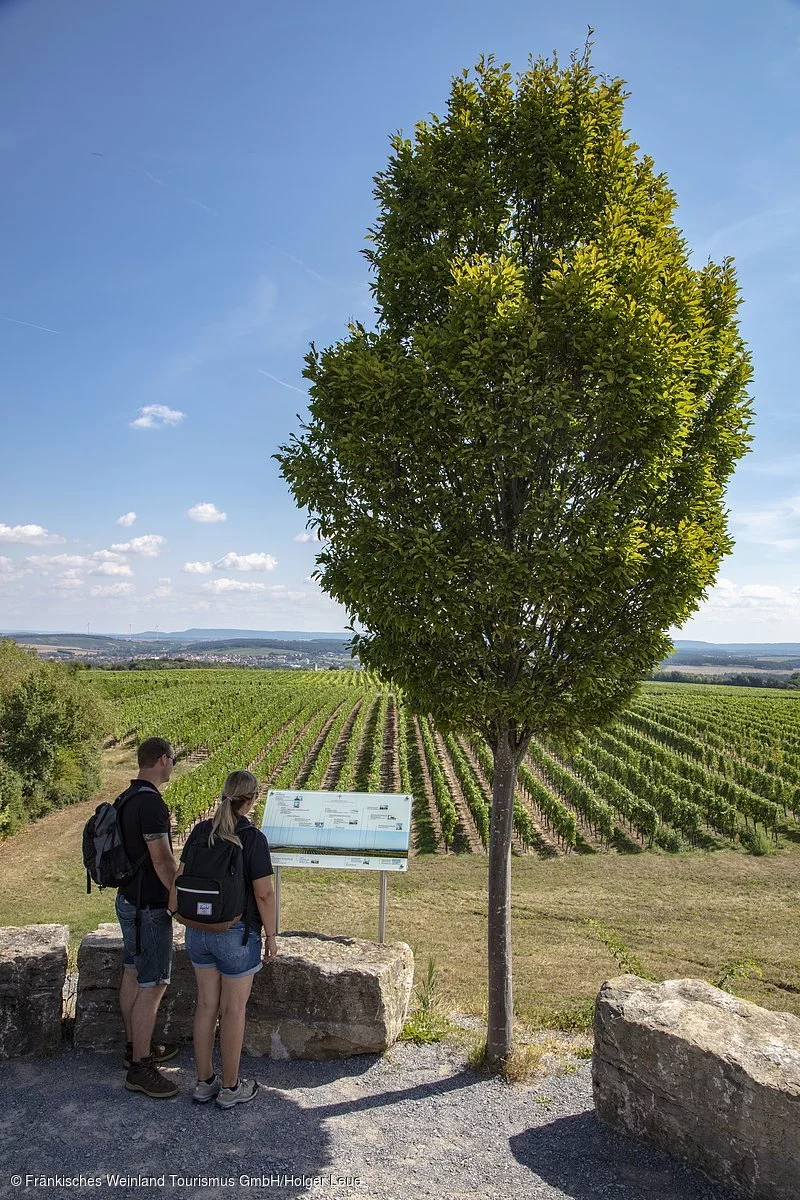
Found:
[593,974,800,1200]
[74,924,414,1059]
[0,925,69,1058]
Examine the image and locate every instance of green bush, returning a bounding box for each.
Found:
[0,758,26,836]
[0,640,107,835]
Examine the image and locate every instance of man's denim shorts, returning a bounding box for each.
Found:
[116,893,173,988]
[185,922,263,979]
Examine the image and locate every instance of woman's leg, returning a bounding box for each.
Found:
[218,974,254,1088]
[193,966,221,1081]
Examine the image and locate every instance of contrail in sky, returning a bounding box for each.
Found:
[0,314,60,334]
[257,368,308,395]
[92,152,219,217]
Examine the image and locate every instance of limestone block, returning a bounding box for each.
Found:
[75,925,414,1060]
[593,975,800,1200]
[244,932,414,1059]
[0,924,69,1057]
[74,923,193,1051]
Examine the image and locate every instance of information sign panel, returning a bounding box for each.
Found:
[262,789,412,872]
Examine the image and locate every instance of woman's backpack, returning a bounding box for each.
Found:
[176,834,247,939]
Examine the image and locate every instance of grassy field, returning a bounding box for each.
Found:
[1,745,798,1029]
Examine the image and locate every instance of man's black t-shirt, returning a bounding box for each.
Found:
[118,780,173,909]
[181,816,273,934]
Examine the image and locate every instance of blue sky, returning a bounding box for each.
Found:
[0,0,798,639]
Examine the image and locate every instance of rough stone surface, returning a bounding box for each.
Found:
[0,924,69,1058]
[245,931,414,1059]
[74,922,193,1050]
[74,924,413,1059]
[593,974,800,1200]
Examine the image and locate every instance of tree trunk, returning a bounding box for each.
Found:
[486,727,518,1068]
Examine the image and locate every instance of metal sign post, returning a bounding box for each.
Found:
[378,871,387,943]
[274,865,281,935]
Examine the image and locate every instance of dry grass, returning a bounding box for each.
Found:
[1,747,799,1024]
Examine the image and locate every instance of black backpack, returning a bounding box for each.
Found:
[82,783,154,951]
[176,830,248,942]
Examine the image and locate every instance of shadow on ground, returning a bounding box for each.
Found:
[510,1111,739,1200]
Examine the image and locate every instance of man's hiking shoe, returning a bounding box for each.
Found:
[193,1074,222,1103]
[215,1078,259,1109]
[123,1041,179,1070]
[124,1056,180,1099]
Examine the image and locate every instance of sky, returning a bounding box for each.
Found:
[0,0,798,640]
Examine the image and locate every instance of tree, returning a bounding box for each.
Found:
[0,639,107,831]
[276,48,753,1068]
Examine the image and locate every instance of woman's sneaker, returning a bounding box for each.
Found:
[215,1078,259,1109]
[124,1055,180,1099]
[193,1074,222,1104]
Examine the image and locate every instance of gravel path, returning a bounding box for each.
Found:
[0,1040,738,1200]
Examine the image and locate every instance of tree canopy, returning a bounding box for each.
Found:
[0,640,107,835]
[277,47,753,1065]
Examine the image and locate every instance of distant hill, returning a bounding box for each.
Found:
[672,641,800,655]
[136,628,349,641]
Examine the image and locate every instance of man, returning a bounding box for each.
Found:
[115,736,179,1099]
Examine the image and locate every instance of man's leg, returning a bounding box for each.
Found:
[131,983,168,1062]
[119,966,138,1042]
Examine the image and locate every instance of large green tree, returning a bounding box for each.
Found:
[0,640,107,834]
[277,49,753,1067]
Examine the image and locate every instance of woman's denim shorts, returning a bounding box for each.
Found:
[185,922,262,979]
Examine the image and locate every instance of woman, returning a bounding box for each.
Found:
[171,770,277,1108]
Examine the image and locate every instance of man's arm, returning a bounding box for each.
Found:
[145,832,178,892]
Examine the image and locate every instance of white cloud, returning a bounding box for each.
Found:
[52,569,85,592]
[202,578,306,600]
[214,551,278,572]
[116,511,137,527]
[203,578,268,595]
[188,502,227,523]
[183,561,214,574]
[91,549,126,564]
[735,495,800,552]
[0,523,65,545]
[153,577,173,598]
[89,561,134,577]
[111,534,167,557]
[697,577,800,624]
[130,404,186,430]
[90,582,134,597]
[25,554,88,569]
[294,531,322,543]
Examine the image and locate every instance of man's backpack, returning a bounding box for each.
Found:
[175,833,247,941]
[82,783,154,952]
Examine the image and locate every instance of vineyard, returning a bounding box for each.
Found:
[89,670,800,858]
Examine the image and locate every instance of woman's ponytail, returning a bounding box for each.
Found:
[209,769,259,847]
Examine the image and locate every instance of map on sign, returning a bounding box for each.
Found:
[261,790,412,872]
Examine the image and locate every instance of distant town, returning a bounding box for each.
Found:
[1,628,358,671]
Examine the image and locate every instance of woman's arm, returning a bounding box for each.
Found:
[252,875,278,959]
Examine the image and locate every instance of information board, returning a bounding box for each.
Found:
[261,789,412,872]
